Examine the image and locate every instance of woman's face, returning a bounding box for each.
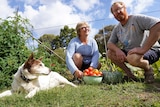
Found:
[79,26,90,37]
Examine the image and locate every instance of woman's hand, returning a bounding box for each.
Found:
[74,70,83,79]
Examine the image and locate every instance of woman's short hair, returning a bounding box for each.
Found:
[75,21,89,34]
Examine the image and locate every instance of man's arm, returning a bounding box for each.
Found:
[143,22,160,51]
[107,42,121,52]
[128,22,160,55]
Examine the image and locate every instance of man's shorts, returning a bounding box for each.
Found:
[143,48,160,64]
[122,48,160,64]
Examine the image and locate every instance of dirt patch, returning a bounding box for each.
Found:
[137,92,154,101]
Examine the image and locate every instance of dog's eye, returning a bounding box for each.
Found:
[39,64,42,66]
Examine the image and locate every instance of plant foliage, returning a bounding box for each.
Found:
[51,25,76,50]
[0,11,32,89]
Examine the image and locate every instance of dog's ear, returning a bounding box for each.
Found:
[28,53,34,60]
[38,56,43,61]
[23,53,34,69]
[38,57,42,61]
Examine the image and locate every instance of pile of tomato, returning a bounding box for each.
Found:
[83,67,103,76]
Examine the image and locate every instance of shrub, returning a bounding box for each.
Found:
[0,12,32,89]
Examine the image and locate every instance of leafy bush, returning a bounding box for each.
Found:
[0,12,32,89]
[35,46,67,72]
[0,11,73,89]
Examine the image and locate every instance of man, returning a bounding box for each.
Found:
[107,1,160,83]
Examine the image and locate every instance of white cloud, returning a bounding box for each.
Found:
[131,0,154,14]
[20,0,103,38]
[72,0,100,12]
[22,1,80,36]
[0,0,105,39]
[109,0,155,18]
[0,0,14,18]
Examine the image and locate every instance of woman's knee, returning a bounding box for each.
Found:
[73,53,83,60]
[73,53,83,66]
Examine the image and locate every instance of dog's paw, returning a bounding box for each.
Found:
[25,94,34,98]
[71,83,78,87]
[73,84,78,88]
[25,91,36,98]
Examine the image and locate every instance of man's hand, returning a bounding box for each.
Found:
[128,47,145,55]
[115,49,127,62]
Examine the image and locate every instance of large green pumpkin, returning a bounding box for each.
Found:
[102,70,123,84]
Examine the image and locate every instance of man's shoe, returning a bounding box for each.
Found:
[144,67,154,84]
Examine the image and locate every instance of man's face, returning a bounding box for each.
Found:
[111,3,127,22]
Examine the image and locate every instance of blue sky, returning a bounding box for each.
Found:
[1,0,160,39]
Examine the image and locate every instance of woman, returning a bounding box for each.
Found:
[66,21,101,80]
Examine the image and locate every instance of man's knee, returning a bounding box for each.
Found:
[126,54,142,66]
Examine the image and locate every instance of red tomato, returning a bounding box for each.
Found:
[83,72,88,76]
[88,71,93,76]
[88,67,93,71]
[97,74,101,76]
[93,73,97,76]
[84,69,89,73]
[99,71,103,76]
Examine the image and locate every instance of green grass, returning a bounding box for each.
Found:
[0,59,160,107]
[0,79,160,107]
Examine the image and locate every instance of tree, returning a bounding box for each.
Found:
[51,25,76,50]
[39,34,56,43]
[38,34,56,53]
[36,26,76,66]
[95,25,115,54]
[0,10,32,88]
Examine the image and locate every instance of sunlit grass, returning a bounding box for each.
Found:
[0,81,160,107]
[0,59,160,107]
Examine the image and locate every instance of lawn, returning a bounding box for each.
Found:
[0,77,160,107]
[0,58,160,107]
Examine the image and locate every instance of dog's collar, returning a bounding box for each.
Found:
[20,70,31,83]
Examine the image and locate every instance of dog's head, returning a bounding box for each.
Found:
[22,53,51,79]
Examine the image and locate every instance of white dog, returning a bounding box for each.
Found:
[0,53,77,98]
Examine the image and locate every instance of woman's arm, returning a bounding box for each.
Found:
[90,39,100,68]
[66,39,78,74]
